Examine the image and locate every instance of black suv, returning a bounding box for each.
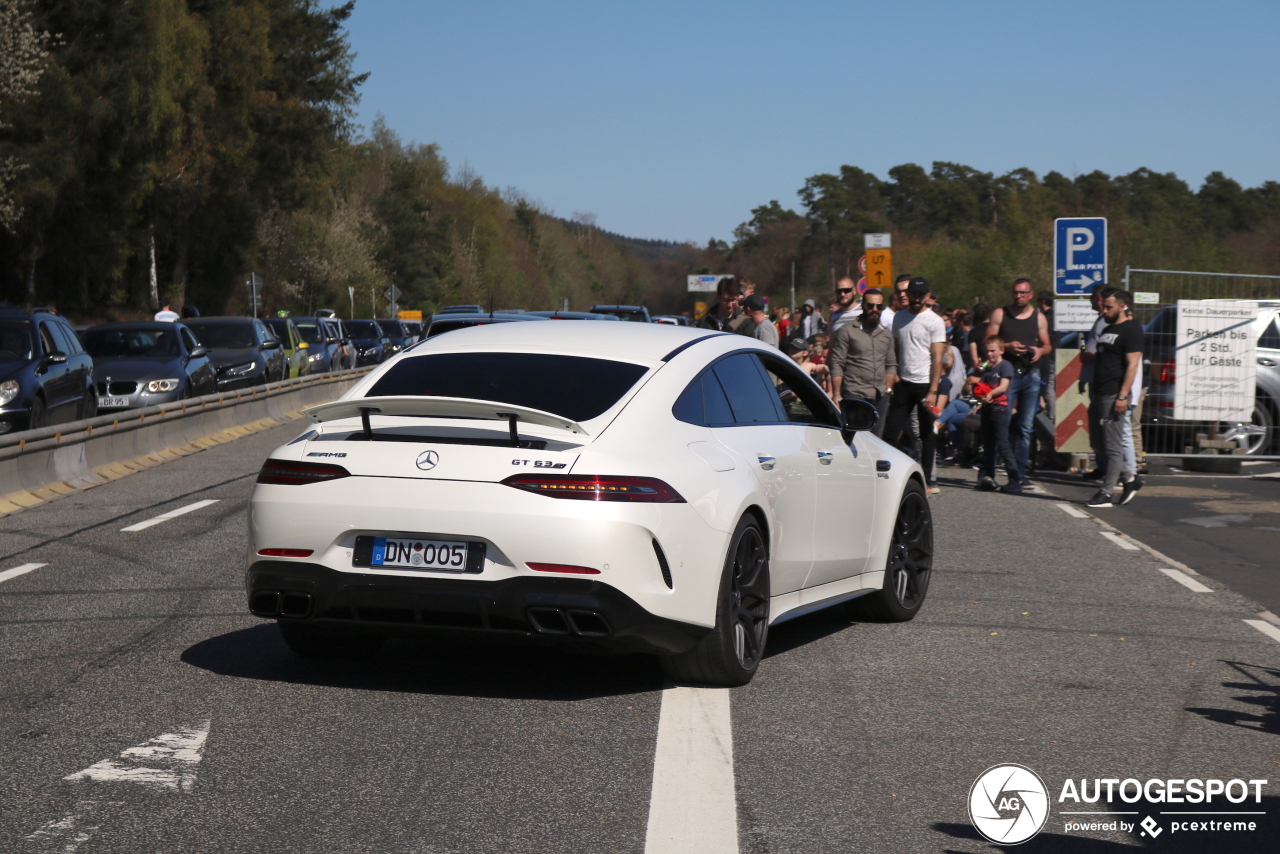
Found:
[0,308,97,434]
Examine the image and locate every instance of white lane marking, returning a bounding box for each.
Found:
[1157,567,1214,593]
[64,721,210,792]
[645,686,738,854]
[1056,503,1090,518]
[0,563,47,584]
[1100,531,1140,550]
[24,800,114,852]
[1244,619,1280,644]
[120,500,220,532]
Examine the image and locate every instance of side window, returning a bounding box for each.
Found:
[52,322,82,355]
[256,322,271,344]
[1259,317,1280,350]
[673,372,735,426]
[38,321,59,355]
[181,328,200,351]
[758,355,840,427]
[712,353,784,425]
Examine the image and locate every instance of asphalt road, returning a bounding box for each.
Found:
[1033,460,1280,617]
[1,424,1278,853]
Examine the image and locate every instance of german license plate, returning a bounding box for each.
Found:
[99,396,129,408]
[352,535,484,573]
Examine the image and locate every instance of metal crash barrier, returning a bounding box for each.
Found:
[0,368,370,515]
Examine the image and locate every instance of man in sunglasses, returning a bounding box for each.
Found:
[829,289,897,436]
[830,276,861,334]
[985,277,1052,486]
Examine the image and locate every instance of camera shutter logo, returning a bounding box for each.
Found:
[969,764,1050,844]
[415,450,440,471]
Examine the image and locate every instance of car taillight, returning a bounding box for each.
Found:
[258,548,314,557]
[502,474,685,503]
[256,459,351,485]
[1159,361,1175,383]
[527,562,601,575]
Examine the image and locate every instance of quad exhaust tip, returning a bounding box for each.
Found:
[527,607,610,637]
[250,590,313,619]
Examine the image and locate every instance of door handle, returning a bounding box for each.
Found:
[817,451,834,465]
[757,455,776,470]
[1259,358,1277,367]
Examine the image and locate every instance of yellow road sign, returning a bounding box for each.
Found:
[866,248,892,291]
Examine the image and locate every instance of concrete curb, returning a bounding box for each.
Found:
[0,368,370,516]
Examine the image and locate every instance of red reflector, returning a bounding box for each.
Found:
[527,562,601,575]
[257,459,350,485]
[502,474,685,503]
[1159,361,1176,383]
[258,548,314,558]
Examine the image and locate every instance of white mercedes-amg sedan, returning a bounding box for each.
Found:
[246,322,933,685]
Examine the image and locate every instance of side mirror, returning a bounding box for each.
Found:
[298,341,309,350]
[42,351,68,366]
[190,346,209,358]
[840,398,879,443]
[262,340,282,350]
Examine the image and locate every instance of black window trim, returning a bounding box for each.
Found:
[671,347,843,430]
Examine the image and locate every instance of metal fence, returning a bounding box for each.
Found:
[1122,267,1280,459]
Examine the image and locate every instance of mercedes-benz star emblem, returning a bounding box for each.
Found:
[415,450,440,471]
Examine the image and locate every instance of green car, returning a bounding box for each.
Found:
[263,318,312,379]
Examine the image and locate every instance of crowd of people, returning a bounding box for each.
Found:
[698,275,1145,505]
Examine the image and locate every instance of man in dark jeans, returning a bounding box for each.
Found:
[884,277,947,492]
[828,290,897,436]
[985,278,1052,486]
[1086,290,1144,508]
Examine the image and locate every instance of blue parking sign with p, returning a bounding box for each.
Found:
[1054,218,1107,296]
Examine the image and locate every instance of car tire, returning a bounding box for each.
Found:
[847,480,933,622]
[661,514,770,687]
[277,622,384,659]
[80,389,96,421]
[29,396,47,430]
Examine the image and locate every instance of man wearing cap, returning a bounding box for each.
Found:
[741,294,779,348]
[884,276,947,492]
[828,290,896,436]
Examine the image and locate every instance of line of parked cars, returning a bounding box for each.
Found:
[0,307,427,435]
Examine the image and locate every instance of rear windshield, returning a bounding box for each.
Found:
[0,320,34,361]
[346,320,382,337]
[186,322,255,349]
[367,353,650,423]
[83,327,180,358]
[294,321,325,344]
[593,308,647,322]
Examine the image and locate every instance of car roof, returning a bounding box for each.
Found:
[184,316,256,324]
[84,321,190,330]
[589,304,646,311]
[411,317,730,362]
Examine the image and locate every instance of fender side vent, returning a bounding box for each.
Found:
[652,539,673,589]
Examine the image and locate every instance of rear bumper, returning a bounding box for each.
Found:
[246,560,709,655]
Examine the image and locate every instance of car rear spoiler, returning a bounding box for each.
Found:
[304,395,589,442]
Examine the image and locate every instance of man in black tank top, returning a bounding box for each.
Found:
[984,278,1052,486]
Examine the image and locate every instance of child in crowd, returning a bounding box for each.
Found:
[969,335,1021,494]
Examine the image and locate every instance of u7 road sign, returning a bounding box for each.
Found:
[1054,217,1106,296]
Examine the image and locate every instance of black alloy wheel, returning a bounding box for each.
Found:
[662,514,770,687]
[848,481,933,622]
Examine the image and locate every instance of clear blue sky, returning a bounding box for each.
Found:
[344,1,1280,244]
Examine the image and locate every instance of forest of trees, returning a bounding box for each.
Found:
[720,163,1280,310]
[1,1,1276,321]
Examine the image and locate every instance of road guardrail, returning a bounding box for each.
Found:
[0,368,370,515]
